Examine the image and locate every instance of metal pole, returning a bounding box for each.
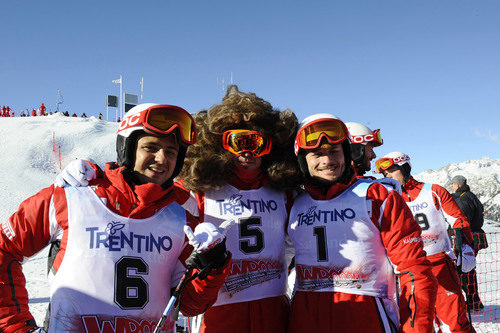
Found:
[119,75,123,120]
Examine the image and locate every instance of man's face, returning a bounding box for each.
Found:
[236,151,262,171]
[305,143,345,183]
[452,183,459,192]
[382,165,405,186]
[362,142,377,171]
[133,134,179,185]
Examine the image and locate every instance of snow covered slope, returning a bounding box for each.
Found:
[0,115,117,325]
[0,114,117,221]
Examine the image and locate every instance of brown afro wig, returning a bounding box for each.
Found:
[179,85,302,192]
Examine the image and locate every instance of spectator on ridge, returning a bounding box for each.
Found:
[39,103,46,116]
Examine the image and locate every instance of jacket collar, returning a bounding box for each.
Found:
[104,163,173,204]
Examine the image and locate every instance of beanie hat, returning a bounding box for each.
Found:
[451,175,467,186]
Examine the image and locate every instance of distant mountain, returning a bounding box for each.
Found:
[414,157,500,224]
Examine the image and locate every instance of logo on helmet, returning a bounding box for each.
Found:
[351,134,376,144]
[118,112,143,132]
[393,154,410,164]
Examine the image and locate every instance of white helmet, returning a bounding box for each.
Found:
[382,151,411,168]
[116,103,196,182]
[345,122,383,147]
[117,103,159,138]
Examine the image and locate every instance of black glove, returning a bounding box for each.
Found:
[185,238,228,279]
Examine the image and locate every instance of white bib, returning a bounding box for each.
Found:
[405,183,451,256]
[48,186,187,333]
[203,185,288,305]
[288,180,395,298]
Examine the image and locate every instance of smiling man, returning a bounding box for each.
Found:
[287,114,437,332]
[133,134,180,185]
[0,104,231,332]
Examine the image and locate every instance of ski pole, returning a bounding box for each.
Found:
[153,267,195,333]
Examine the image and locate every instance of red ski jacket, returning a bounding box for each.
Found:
[401,177,473,249]
[0,162,230,332]
[288,173,438,333]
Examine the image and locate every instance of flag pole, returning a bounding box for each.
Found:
[119,75,123,121]
[140,77,144,101]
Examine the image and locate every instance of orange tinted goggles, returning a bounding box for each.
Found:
[222,130,272,157]
[119,105,197,145]
[375,158,395,173]
[295,119,349,154]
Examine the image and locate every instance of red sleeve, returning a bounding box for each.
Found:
[367,183,438,332]
[174,194,231,316]
[0,185,59,332]
[432,184,473,245]
[179,253,232,316]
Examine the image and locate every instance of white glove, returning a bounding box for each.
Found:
[55,159,96,187]
[183,220,235,253]
[457,244,476,273]
[373,177,402,194]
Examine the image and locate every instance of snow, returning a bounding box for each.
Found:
[0,116,499,331]
[0,115,117,327]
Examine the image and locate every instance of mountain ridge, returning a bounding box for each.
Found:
[414,157,500,223]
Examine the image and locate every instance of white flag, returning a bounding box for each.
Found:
[112,78,122,84]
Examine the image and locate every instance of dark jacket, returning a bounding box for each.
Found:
[452,184,484,232]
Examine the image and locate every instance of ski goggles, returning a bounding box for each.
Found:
[222,129,272,157]
[294,118,350,155]
[375,155,410,173]
[118,105,197,145]
[351,129,383,146]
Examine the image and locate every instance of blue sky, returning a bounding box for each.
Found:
[1,0,499,174]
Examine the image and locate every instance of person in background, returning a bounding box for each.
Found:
[0,103,231,332]
[345,122,382,177]
[38,103,46,116]
[31,108,37,116]
[288,114,437,332]
[451,175,487,311]
[71,113,78,117]
[345,122,401,193]
[63,111,69,116]
[81,113,87,118]
[98,113,104,120]
[376,152,475,332]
